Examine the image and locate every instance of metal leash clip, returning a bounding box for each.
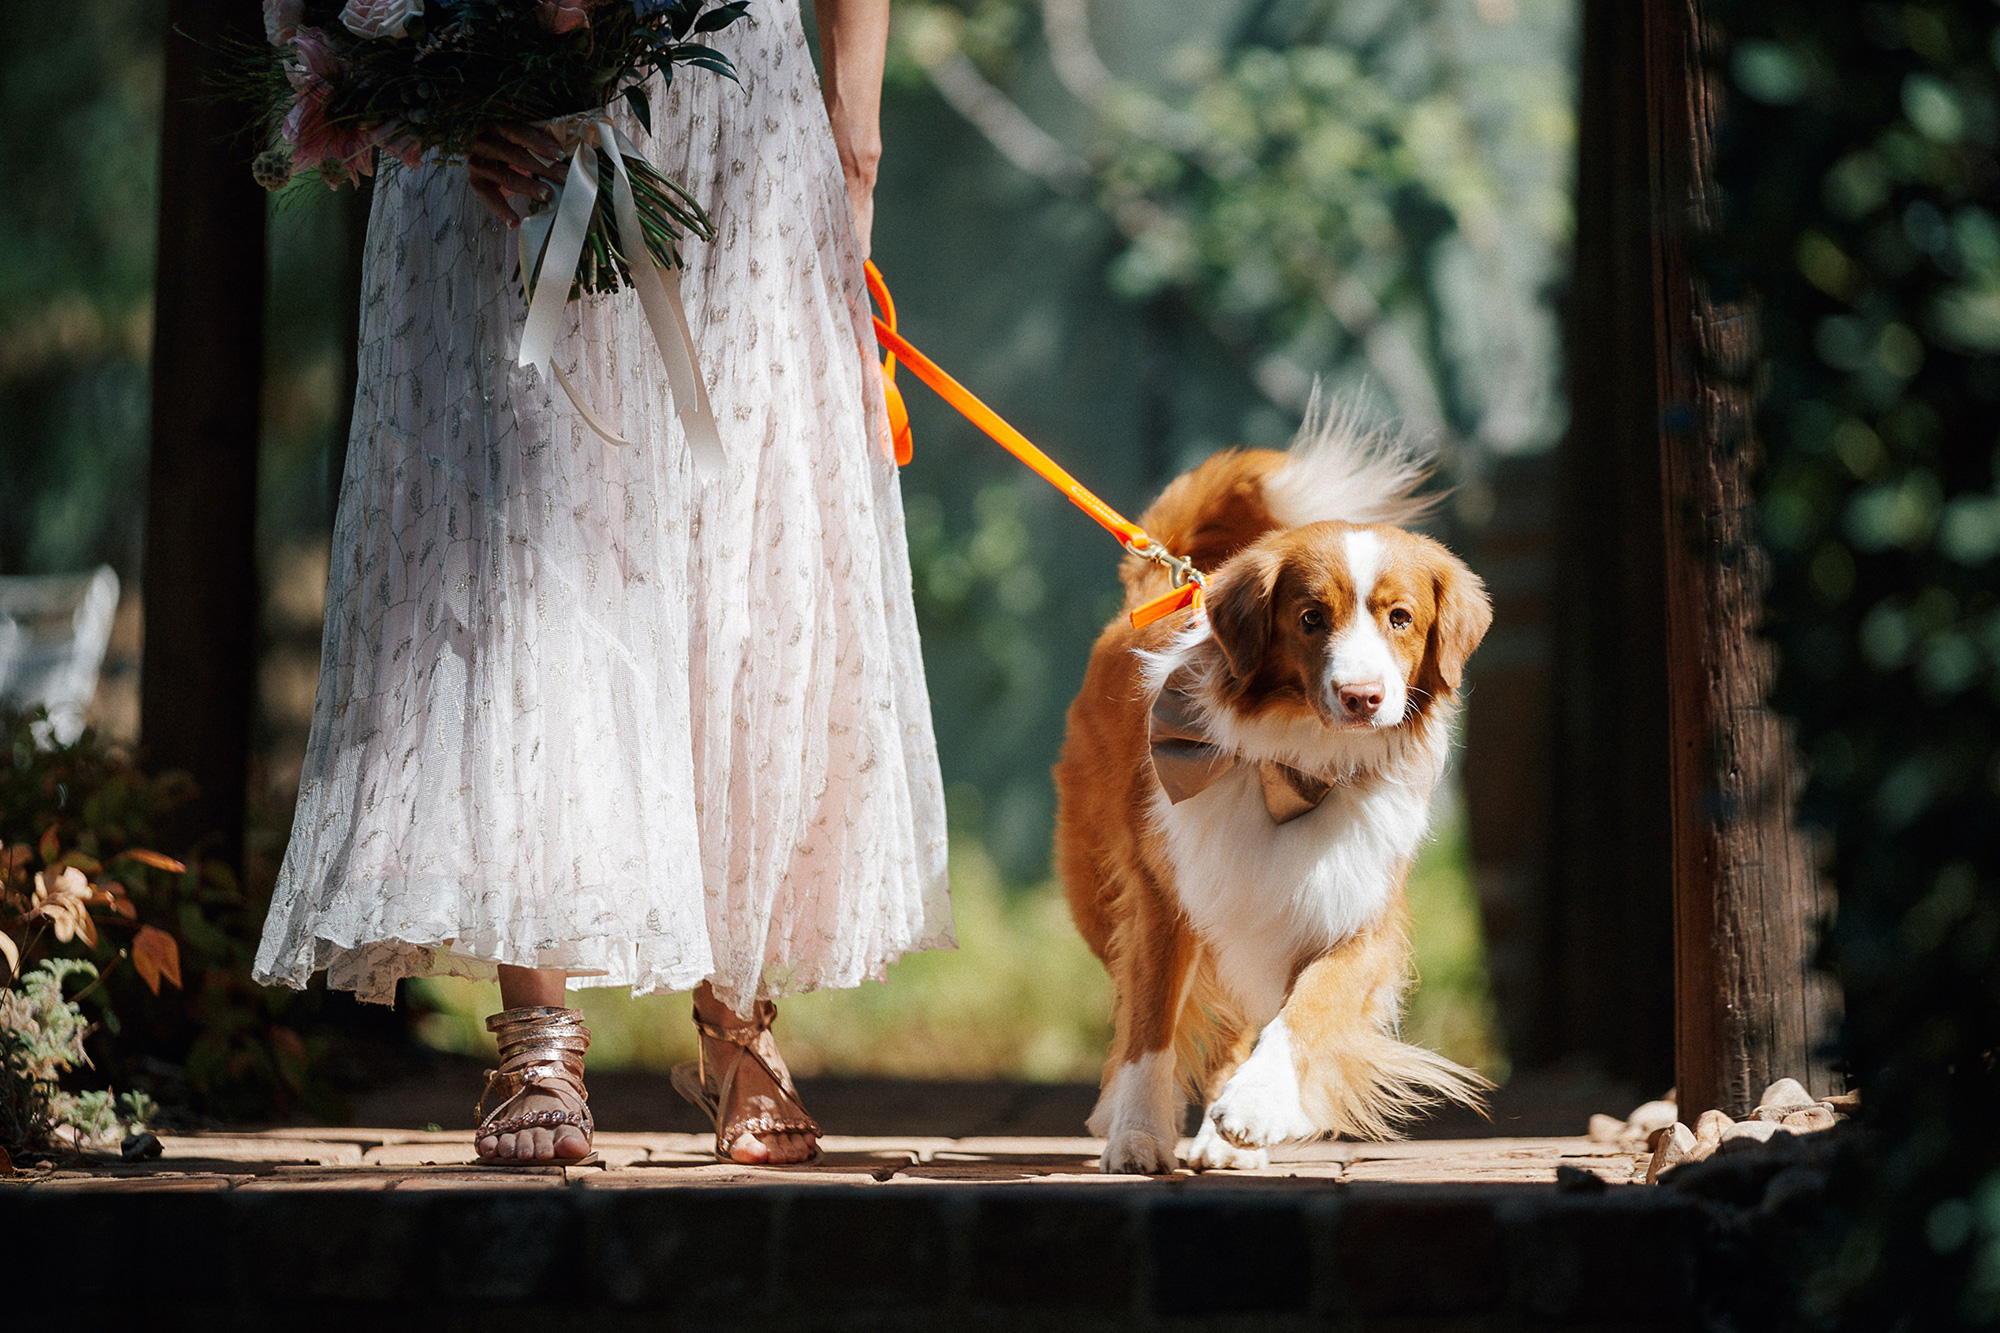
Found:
[1129,536,1209,593]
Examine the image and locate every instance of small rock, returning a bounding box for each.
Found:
[1646,1122,1697,1184]
[121,1131,163,1161]
[1782,1105,1836,1134]
[1823,1089,1860,1113]
[1625,1099,1679,1135]
[1756,1077,1814,1112]
[1692,1109,1731,1161]
[0,1145,14,1177]
[1556,1163,1609,1193]
[1588,1113,1628,1143]
[1752,1104,1797,1123]
[1718,1119,1792,1155]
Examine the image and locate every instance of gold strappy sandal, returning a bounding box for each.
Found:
[671,999,822,1164]
[474,1005,599,1167]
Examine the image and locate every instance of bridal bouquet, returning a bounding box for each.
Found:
[245,0,748,291]
[242,0,752,472]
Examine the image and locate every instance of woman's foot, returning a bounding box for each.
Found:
[475,1094,593,1163]
[689,984,820,1164]
[475,969,596,1165]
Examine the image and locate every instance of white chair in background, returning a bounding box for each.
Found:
[0,566,121,745]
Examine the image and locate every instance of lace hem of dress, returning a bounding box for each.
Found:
[253,874,958,1008]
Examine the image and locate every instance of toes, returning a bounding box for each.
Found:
[495,1131,519,1160]
[727,1132,772,1164]
[555,1126,591,1160]
[527,1127,555,1161]
[476,1134,499,1159]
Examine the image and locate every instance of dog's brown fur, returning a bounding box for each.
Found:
[1056,444,1491,1160]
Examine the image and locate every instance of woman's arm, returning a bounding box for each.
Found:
[812,0,890,258]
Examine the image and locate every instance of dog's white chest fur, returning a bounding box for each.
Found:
[1153,766,1431,1025]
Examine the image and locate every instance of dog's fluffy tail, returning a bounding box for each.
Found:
[1122,385,1436,600]
[1262,384,1436,532]
[1296,1032,1492,1143]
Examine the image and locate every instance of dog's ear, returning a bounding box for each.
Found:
[1206,547,1284,681]
[1421,545,1492,692]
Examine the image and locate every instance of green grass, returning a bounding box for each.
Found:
[411,805,1507,1084]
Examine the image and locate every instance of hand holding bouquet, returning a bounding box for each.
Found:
[241,0,752,473]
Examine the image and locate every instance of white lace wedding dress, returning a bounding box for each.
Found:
[254,1,954,1010]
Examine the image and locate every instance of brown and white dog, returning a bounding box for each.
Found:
[1055,401,1493,1173]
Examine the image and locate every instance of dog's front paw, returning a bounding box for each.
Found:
[1185,1116,1269,1172]
[1210,1024,1321,1148]
[1100,1127,1179,1175]
[1101,1127,1179,1175]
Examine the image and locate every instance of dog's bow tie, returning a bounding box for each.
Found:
[1148,668,1332,824]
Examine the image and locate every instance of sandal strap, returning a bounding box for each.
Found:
[691,1000,821,1147]
[476,1005,596,1139]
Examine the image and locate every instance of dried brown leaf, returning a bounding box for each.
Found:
[121,850,187,875]
[133,925,182,994]
[0,930,16,979]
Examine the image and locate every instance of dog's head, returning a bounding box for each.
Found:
[1203,522,1491,729]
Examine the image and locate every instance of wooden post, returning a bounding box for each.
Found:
[142,2,267,867]
[1541,0,1678,1093]
[1643,0,1838,1117]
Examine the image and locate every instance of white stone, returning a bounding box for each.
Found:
[1756,1077,1814,1111]
[1624,1099,1679,1136]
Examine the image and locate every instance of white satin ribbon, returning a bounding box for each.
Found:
[515,118,724,481]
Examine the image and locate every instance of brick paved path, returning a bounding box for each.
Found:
[9,1128,1644,1189]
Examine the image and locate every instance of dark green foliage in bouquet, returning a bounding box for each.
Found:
[237,0,751,293]
[1707,2,2000,1326]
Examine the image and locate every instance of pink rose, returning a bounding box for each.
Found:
[339,0,424,40]
[281,29,381,184]
[264,0,304,45]
[537,1,594,33]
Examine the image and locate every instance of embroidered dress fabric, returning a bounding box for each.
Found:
[254,1,953,1010]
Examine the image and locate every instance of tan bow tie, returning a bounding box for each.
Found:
[1148,667,1332,824]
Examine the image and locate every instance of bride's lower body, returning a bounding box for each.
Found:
[254,14,950,1167]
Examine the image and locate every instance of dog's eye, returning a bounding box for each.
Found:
[1388,607,1413,630]
[1300,607,1327,633]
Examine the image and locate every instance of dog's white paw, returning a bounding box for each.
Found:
[1209,1019,1321,1148]
[1100,1127,1179,1175]
[1091,1051,1183,1174]
[1185,1116,1269,1172]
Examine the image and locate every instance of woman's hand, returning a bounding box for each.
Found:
[467,124,570,228]
[813,0,889,258]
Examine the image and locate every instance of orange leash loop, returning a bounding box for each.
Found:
[864,262,914,466]
[863,261,1204,629]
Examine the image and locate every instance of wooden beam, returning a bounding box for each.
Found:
[1642,0,1838,1117]
[142,2,267,867]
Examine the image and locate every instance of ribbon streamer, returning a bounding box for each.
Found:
[515,118,724,480]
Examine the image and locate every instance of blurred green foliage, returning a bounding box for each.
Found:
[1709,2,2000,1326]
[889,0,1574,453]
[0,0,163,578]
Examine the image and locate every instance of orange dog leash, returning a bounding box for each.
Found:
[863,261,1205,629]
